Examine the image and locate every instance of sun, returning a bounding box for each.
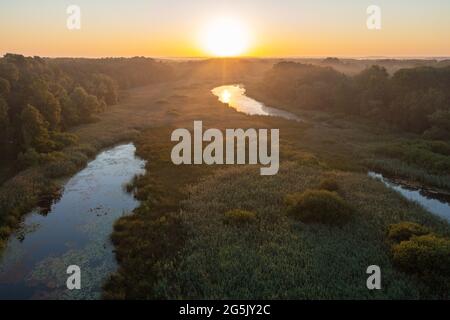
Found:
[201,18,250,57]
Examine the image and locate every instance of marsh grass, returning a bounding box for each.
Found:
[145,162,450,299]
[223,209,258,226]
[103,79,450,299]
[365,158,450,190]
[2,75,450,298]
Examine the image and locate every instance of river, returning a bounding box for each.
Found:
[212,85,301,121]
[0,143,145,299]
[369,171,450,222]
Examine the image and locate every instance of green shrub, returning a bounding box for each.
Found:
[71,144,96,158]
[391,234,450,289]
[223,209,257,225]
[50,132,79,149]
[0,226,11,239]
[18,148,42,168]
[43,160,77,178]
[387,222,430,243]
[318,177,339,191]
[286,189,353,225]
[67,151,88,167]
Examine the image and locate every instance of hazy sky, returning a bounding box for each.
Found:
[1,0,449,57]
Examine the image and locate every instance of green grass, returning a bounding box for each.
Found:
[374,140,450,174]
[365,158,450,190]
[101,79,450,299]
[144,163,450,299]
[223,209,258,225]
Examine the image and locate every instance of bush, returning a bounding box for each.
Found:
[286,189,353,225]
[387,222,430,243]
[43,160,77,178]
[318,177,339,191]
[71,144,96,158]
[223,209,257,225]
[18,148,42,168]
[67,151,88,167]
[391,234,450,289]
[50,132,79,150]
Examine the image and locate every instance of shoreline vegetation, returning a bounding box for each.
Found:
[1,56,450,298]
[0,54,176,250]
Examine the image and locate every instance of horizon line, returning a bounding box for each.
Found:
[1,52,450,61]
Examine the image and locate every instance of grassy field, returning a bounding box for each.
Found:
[101,78,450,299]
[1,71,449,298]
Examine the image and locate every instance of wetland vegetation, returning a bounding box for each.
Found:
[1,56,450,299]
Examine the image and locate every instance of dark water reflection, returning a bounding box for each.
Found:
[0,143,145,299]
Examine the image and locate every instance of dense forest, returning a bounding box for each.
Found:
[260,62,450,140]
[0,54,173,168]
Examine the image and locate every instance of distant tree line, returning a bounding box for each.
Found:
[0,54,173,164]
[262,62,450,140]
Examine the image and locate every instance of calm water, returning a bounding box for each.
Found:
[368,171,450,222]
[212,85,301,121]
[0,143,145,299]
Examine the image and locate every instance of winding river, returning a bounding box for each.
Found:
[212,85,301,121]
[1,86,448,300]
[0,143,145,299]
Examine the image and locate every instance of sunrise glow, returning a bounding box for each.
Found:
[200,18,250,57]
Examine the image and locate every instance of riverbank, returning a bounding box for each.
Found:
[0,143,145,299]
[0,82,178,251]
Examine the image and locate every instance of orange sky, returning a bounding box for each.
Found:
[1,0,449,58]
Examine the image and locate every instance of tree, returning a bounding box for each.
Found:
[69,86,102,122]
[20,104,52,152]
[29,80,62,130]
[424,109,450,140]
[87,74,119,105]
[0,61,19,83]
[0,98,9,145]
[0,77,10,97]
[390,88,446,133]
[354,65,390,117]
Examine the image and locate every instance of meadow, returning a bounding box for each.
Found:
[102,69,450,299]
[1,58,450,299]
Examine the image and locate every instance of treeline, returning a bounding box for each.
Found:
[0,54,173,165]
[261,62,450,140]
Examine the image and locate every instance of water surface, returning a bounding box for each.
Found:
[369,171,450,222]
[212,85,301,121]
[0,143,145,299]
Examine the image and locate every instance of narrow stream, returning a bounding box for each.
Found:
[369,171,450,222]
[212,85,301,121]
[0,143,145,299]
